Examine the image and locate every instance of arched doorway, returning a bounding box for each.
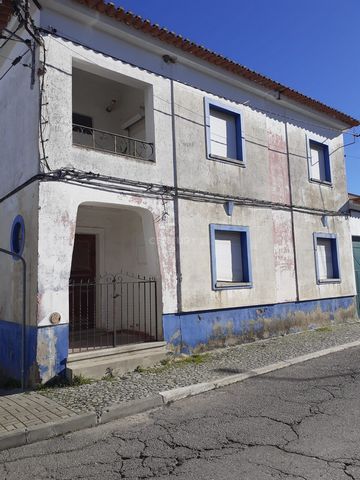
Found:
[69,203,162,353]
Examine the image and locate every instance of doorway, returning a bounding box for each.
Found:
[68,204,163,353]
[69,233,97,331]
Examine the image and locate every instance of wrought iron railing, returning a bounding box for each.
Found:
[69,274,159,353]
[72,124,154,161]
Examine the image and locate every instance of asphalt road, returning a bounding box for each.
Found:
[1,346,360,479]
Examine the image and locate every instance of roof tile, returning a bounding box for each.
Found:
[0,0,358,127]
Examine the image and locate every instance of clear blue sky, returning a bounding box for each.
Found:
[113,0,360,193]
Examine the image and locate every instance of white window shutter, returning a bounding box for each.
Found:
[310,143,326,181]
[210,108,237,159]
[215,231,243,282]
[317,238,334,279]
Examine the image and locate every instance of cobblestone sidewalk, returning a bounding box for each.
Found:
[40,321,360,414]
[0,393,75,435]
[1,321,360,447]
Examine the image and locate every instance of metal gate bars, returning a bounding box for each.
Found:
[69,274,159,353]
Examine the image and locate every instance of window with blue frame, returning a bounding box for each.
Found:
[210,224,252,290]
[314,233,340,283]
[308,139,331,183]
[205,98,244,164]
[10,215,25,259]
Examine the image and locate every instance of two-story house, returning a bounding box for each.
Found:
[0,0,359,386]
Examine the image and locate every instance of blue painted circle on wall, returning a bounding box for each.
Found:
[10,215,25,259]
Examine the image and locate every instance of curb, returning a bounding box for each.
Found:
[160,339,360,404]
[0,412,97,451]
[1,338,360,451]
[99,395,164,424]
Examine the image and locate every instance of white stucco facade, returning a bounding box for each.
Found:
[0,0,358,384]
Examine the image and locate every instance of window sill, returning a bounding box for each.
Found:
[309,178,332,188]
[215,281,252,290]
[209,154,245,167]
[317,278,341,285]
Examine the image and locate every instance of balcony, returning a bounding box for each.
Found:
[73,124,154,161]
[72,66,155,162]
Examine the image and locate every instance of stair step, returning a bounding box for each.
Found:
[67,342,167,380]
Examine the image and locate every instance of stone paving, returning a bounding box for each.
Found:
[0,393,76,435]
[40,321,360,415]
[1,321,360,442]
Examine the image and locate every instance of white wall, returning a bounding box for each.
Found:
[75,204,160,279]
[35,3,355,317]
[0,182,39,326]
[350,213,360,237]
[293,212,355,300]
[0,27,40,198]
[37,182,177,327]
[43,36,173,185]
[178,200,297,312]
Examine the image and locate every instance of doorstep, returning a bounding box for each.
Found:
[67,341,167,380]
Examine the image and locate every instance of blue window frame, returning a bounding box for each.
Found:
[307,139,331,184]
[10,215,25,260]
[313,233,340,283]
[204,98,245,165]
[210,224,252,290]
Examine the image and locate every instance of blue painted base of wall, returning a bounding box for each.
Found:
[0,320,69,386]
[0,319,37,385]
[163,297,357,354]
[37,324,69,384]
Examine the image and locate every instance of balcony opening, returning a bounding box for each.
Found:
[72,67,154,161]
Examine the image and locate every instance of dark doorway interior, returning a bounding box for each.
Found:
[69,234,96,331]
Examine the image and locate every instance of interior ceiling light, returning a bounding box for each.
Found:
[106,99,117,113]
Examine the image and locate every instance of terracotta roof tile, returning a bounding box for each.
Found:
[0,0,359,127]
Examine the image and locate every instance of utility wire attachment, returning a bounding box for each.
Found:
[0,48,29,81]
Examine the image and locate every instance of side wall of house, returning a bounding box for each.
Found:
[0,17,41,384]
[0,183,39,383]
[0,25,40,199]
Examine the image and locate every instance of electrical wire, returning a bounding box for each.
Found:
[46,168,348,218]
[0,15,356,215]
[0,48,30,81]
[0,23,22,49]
[41,29,359,138]
[43,51,355,162]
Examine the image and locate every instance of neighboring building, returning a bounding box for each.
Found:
[0,0,359,385]
[349,193,360,316]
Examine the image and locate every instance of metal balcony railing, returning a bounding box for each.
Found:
[72,124,154,161]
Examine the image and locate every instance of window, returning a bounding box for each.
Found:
[308,139,331,183]
[314,233,340,283]
[72,113,93,134]
[210,225,252,290]
[205,98,244,164]
[10,215,25,259]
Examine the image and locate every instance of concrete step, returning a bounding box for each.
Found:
[67,342,167,380]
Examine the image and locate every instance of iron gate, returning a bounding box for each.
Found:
[69,274,159,353]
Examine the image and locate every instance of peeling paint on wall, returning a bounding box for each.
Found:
[163,296,358,354]
[37,324,69,384]
[268,131,290,205]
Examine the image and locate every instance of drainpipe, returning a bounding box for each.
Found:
[0,248,27,390]
[170,79,183,313]
[284,123,300,302]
